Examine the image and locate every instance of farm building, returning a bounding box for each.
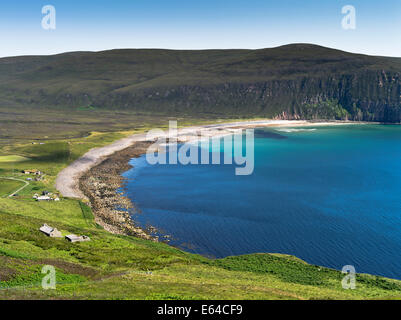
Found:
[36,196,51,201]
[33,193,60,201]
[39,224,62,238]
[22,169,42,175]
[65,234,91,243]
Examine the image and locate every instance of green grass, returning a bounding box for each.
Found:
[0,113,401,300]
[0,155,30,163]
[0,106,239,148]
[1,203,400,300]
[0,179,25,197]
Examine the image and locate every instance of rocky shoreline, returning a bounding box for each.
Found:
[79,142,154,239]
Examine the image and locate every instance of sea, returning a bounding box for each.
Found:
[122,124,401,279]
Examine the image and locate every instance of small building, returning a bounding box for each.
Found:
[37,196,51,201]
[65,234,91,243]
[22,169,42,175]
[39,224,62,238]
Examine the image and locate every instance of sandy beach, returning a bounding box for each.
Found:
[55,119,362,200]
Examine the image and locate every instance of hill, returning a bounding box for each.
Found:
[0,44,400,122]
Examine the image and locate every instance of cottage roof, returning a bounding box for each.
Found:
[40,224,54,235]
[66,234,90,242]
[66,234,79,241]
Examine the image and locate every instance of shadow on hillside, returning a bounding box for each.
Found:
[31,149,70,163]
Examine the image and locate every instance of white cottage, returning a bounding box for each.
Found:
[36,196,51,201]
[39,224,62,238]
[65,234,91,243]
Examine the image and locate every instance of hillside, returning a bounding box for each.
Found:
[0,44,401,122]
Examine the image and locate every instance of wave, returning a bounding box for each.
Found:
[276,128,317,133]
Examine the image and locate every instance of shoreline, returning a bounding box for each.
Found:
[79,142,154,238]
[56,119,368,237]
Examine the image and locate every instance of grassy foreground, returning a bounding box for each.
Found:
[0,113,401,300]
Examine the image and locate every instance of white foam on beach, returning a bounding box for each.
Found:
[276,128,317,133]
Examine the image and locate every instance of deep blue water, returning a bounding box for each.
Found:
[122,125,401,279]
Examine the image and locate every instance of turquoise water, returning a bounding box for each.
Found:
[123,125,401,279]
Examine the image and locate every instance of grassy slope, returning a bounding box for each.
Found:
[0,179,25,197]
[0,106,244,148]
[0,118,401,300]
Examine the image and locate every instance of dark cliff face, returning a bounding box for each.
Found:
[0,44,400,122]
[94,71,401,122]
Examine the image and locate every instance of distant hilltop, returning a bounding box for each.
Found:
[0,43,400,122]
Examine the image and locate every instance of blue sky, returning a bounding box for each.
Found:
[0,0,400,57]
